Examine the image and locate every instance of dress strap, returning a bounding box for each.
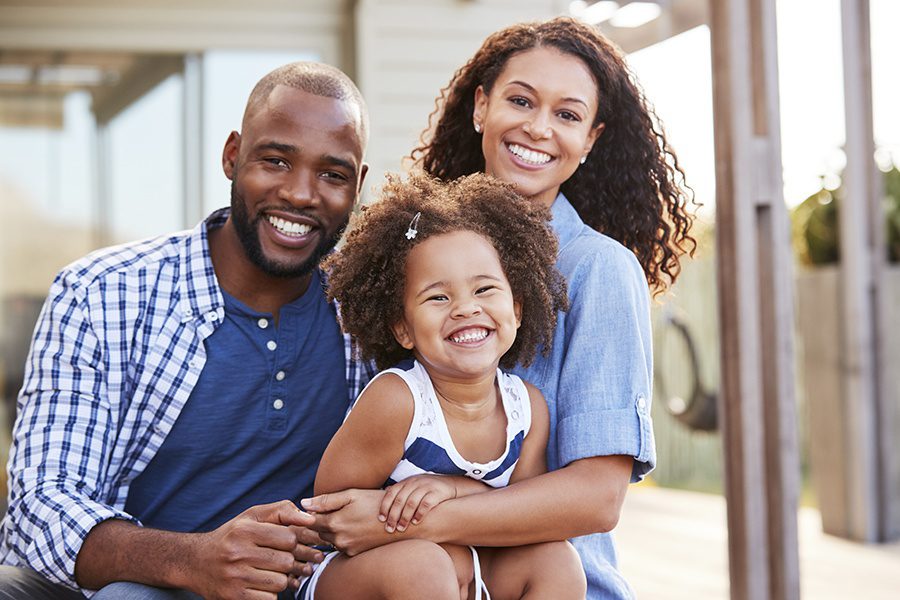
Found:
[470,546,492,600]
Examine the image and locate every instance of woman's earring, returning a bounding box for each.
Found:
[580,155,588,164]
[474,123,482,134]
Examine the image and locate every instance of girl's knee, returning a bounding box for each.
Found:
[530,541,586,595]
[385,540,460,595]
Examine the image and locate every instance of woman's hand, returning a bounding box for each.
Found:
[302,489,404,556]
[379,475,459,532]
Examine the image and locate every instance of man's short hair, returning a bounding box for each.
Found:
[244,61,369,146]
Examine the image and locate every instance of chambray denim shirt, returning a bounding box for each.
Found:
[512,193,655,600]
[0,209,376,592]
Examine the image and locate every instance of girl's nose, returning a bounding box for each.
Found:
[452,300,482,318]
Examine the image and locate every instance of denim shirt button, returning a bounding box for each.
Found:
[637,395,647,411]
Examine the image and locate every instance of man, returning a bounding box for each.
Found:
[0,61,373,599]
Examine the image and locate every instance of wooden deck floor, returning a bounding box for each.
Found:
[615,485,900,599]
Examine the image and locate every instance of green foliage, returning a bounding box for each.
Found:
[791,166,900,266]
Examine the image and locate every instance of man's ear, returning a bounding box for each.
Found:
[356,163,369,200]
[222,131,241,180]
[391,320,414,350]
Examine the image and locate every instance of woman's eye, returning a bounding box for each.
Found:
[558,110,580,122]
[509,96,531,108]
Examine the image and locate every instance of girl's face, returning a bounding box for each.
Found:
[392,230,521,382]
[473,46,604,208]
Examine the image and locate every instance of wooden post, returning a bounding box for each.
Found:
[709,0,801,598]
[838,0,893,542]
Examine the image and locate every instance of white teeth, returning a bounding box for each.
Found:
[450,328,489,343]
[508,143,552,165]
[268,215,312,237]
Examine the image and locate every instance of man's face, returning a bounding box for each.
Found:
[222,85,368,278]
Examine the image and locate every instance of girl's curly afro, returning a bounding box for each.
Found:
[324,172,568,371]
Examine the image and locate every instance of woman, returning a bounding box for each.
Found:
[304,16,695,599]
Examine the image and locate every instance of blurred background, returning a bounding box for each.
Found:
[1,0,898,597]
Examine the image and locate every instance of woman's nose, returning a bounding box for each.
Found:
[523,113,551,140]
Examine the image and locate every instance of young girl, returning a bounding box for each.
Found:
[302,173,580,599]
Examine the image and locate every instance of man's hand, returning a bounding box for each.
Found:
[379,475,458,532]
[76,500,326,600]
[191,501,323,599]
[302,489,402,556]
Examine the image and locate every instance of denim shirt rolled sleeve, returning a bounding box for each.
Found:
[0,209,374,592]
[554,237,655,481]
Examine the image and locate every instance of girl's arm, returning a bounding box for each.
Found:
[314,373,413,495]
[506,381,549,483]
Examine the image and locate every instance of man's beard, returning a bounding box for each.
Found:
[230,181,348,279]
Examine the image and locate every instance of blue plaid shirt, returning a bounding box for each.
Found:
[0,208,375,589]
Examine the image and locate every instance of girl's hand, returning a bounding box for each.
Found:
[379,475,459,532]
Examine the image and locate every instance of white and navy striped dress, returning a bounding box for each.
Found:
[381,359,532,489]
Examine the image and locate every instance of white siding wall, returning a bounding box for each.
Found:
[0,0,351,64]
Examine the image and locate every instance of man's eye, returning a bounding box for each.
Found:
[322,171,349,181]
[265,158,288,168]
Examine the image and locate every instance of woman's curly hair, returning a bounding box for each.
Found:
[410,16,697,295]
[324,172,568,371]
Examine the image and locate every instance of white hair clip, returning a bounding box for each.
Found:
[405,212,421,240]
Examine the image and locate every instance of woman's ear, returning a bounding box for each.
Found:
[391,320,415,350]
[584,122,605,157]
[514,301,522,328]
[473,85,488,130]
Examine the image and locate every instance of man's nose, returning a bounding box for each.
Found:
[278,170,318,206]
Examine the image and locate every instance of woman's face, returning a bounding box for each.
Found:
[473,46,604,208]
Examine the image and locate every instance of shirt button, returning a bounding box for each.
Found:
[257,318,269,329]
[275,370,285,381]
[273,399,284,410]
[637,396,647,410]
[267,340,277,351]
[207,311,219,321]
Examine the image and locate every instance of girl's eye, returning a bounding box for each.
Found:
[427,294,448,302]
[558,110,581,122]
[476,286,495,294]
